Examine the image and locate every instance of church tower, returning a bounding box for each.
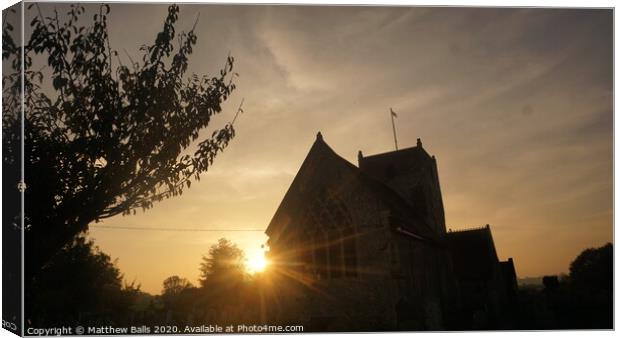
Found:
[357,138,447,235]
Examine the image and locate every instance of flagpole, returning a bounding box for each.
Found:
[390,108,398,150]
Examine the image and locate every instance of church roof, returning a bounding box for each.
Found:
[265,132,438,242]
[500,258,517,283]
[446,225,499,281]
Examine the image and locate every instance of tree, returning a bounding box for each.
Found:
[199,238,246,288]
[566,242,612,328]
[2,4,239,282]
[27,235,137,326]
[162,275,194,296]
[568,242,613,294]
[197,238,248,323]
[160,275,197,324]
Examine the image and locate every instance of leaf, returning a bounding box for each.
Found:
[52,76,67,90]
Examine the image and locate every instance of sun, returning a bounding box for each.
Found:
[246,253,269,273]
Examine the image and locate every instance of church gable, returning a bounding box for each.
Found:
[265,132,361,243]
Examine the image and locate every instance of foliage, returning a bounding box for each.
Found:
[159,275,198,325]
[199,238,246,288]
[515,243,613,330]
[195,238,269,325]
[162,275,194,296]
[132,239,256,326]
[568,242,613,295]
[2,4,239,280]
[566,242,613,328]
[27,235,138,326]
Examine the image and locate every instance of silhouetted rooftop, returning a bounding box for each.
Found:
[266,132,438,241]
[358,139,433,183]
[446,226,499,281]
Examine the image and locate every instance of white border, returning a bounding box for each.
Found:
[0,1,615,338]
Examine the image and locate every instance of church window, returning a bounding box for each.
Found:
[309,195,356,279]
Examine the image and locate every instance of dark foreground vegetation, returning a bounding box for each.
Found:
[27,237,271,329]
[26,237,613,331]
[514,243,613,330]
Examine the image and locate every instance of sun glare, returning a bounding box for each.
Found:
[247,253,268,273]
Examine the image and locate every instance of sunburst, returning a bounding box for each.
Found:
[247,252,269,273]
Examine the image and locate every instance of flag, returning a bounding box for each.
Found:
[390,108,398,118]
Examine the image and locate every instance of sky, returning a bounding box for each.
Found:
[25,4,613,294]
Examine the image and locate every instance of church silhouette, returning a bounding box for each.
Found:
[264,132,517,331]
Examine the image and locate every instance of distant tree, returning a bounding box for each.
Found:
[535,243,614,329]
[566,242,612,328]
[516,244,613,330]
[568,242,613,294]
[196,238,249,324]
[2,4,239,282]
[160,275,198,325]
[199,238,246,288]
[162,275,194,296]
